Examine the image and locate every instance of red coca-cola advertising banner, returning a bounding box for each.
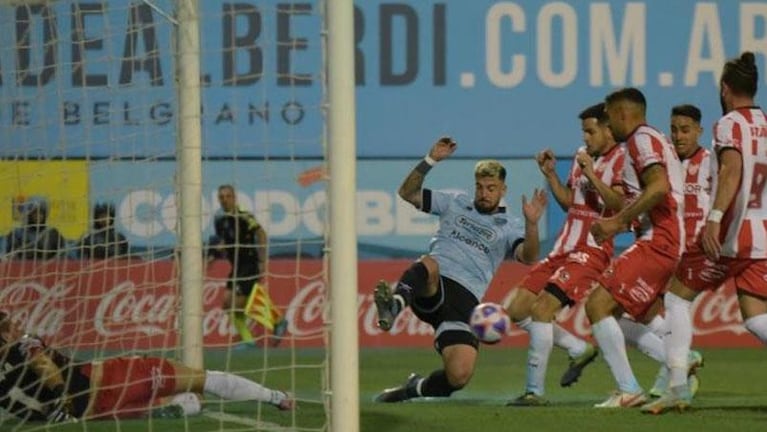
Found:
[0,259,758,349]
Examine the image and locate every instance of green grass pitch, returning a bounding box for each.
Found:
[5,347,766,432]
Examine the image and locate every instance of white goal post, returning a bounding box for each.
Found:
[324,0,359,431]
[0,0,358,430]
[173,0,360,430]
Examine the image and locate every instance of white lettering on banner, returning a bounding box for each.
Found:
[358,191,393,235]
[684,3,725,87]
[741,4,767,71]
[487,2,648,88]
[486,2,526,88]
[286,279,433,338]
[94,281,176,336]
[287,279,325,338]
[589,3,645,86]
[0,281,70,337]
[302,190,326,235]
[191,281,233,337]
[396,198,438,235]
[0,267,758,348]
[690,289,749,336]
[119,190,215,238]
[121,190,166,237]
[119,189,438,239]
[257,190,299,236]
[537,3,577,88]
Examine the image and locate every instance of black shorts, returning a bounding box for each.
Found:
[411,276,479,352]
[227,266,260,296]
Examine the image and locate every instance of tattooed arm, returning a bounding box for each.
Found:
[398,137,457,209]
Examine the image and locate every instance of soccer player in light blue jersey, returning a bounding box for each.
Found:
[373,137,546,403]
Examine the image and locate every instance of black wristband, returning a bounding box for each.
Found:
[415,159,433,174]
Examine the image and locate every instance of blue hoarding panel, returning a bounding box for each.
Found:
[1,1,761,158]
[89,158,545,256]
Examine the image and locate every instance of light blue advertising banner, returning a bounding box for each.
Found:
[1,1,763,158]
[89,159,545,256]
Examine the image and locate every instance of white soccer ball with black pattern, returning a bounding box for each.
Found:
[469,302,510,344]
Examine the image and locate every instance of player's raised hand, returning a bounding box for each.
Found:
[428,136,457,162]
[575,150,595,176]
[521,188,547,223]
[535,149,556,177]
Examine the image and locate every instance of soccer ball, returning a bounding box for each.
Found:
[469,302,510,344]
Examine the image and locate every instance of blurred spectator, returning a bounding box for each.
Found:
[78,202,129,259]
[5,197,65,260]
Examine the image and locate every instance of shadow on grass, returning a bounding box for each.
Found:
[691,405,767,414]
[361,410,412,432]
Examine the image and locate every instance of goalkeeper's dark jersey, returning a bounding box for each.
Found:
[212,207,262,277]
[0,335,90,420]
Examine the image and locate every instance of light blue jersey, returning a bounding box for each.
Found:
[423,189,525,301]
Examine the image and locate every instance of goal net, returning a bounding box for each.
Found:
[0,1,335,431]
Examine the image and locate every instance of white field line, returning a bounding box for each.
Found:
[203,411,297,432]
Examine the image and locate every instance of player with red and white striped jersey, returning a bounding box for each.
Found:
[671,105,712,249]
[710,109,767,257]
[643,52,767,414]
[506,103,625,406]
[618,126,685,253]
[585,88,684,408]
[633,104,711,399]
[551,144,625,255]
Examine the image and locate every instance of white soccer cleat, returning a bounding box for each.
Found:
[651,350,704,398]
[641,384,692,415]
[594,391,647,408]
[649,365,669,398]
[687,350,704,374]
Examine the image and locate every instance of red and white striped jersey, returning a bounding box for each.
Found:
[680,147,712,249]
[622,125,685,256]
[549,144,625,257]
[712,107,767,258]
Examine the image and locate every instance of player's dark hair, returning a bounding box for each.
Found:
[218,184,235,193]
[721,51,758,97]
[605,87,647,113]
[94,202,116,219]
[579,103,608,124]
[671,104,702,124]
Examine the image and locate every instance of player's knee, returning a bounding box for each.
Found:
[400,261,431,297]
[584,287,612,323]
[530,298,556,322]
[445,365,473,389]
[418,256,440,286]
[507,289,533,321]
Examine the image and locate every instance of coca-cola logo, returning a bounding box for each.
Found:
[285,279,433,338]
[690,289,748,336]
[0,280,72,337]
[0,262,755,349]
[497,287,747,341]
[94,281,175,336]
